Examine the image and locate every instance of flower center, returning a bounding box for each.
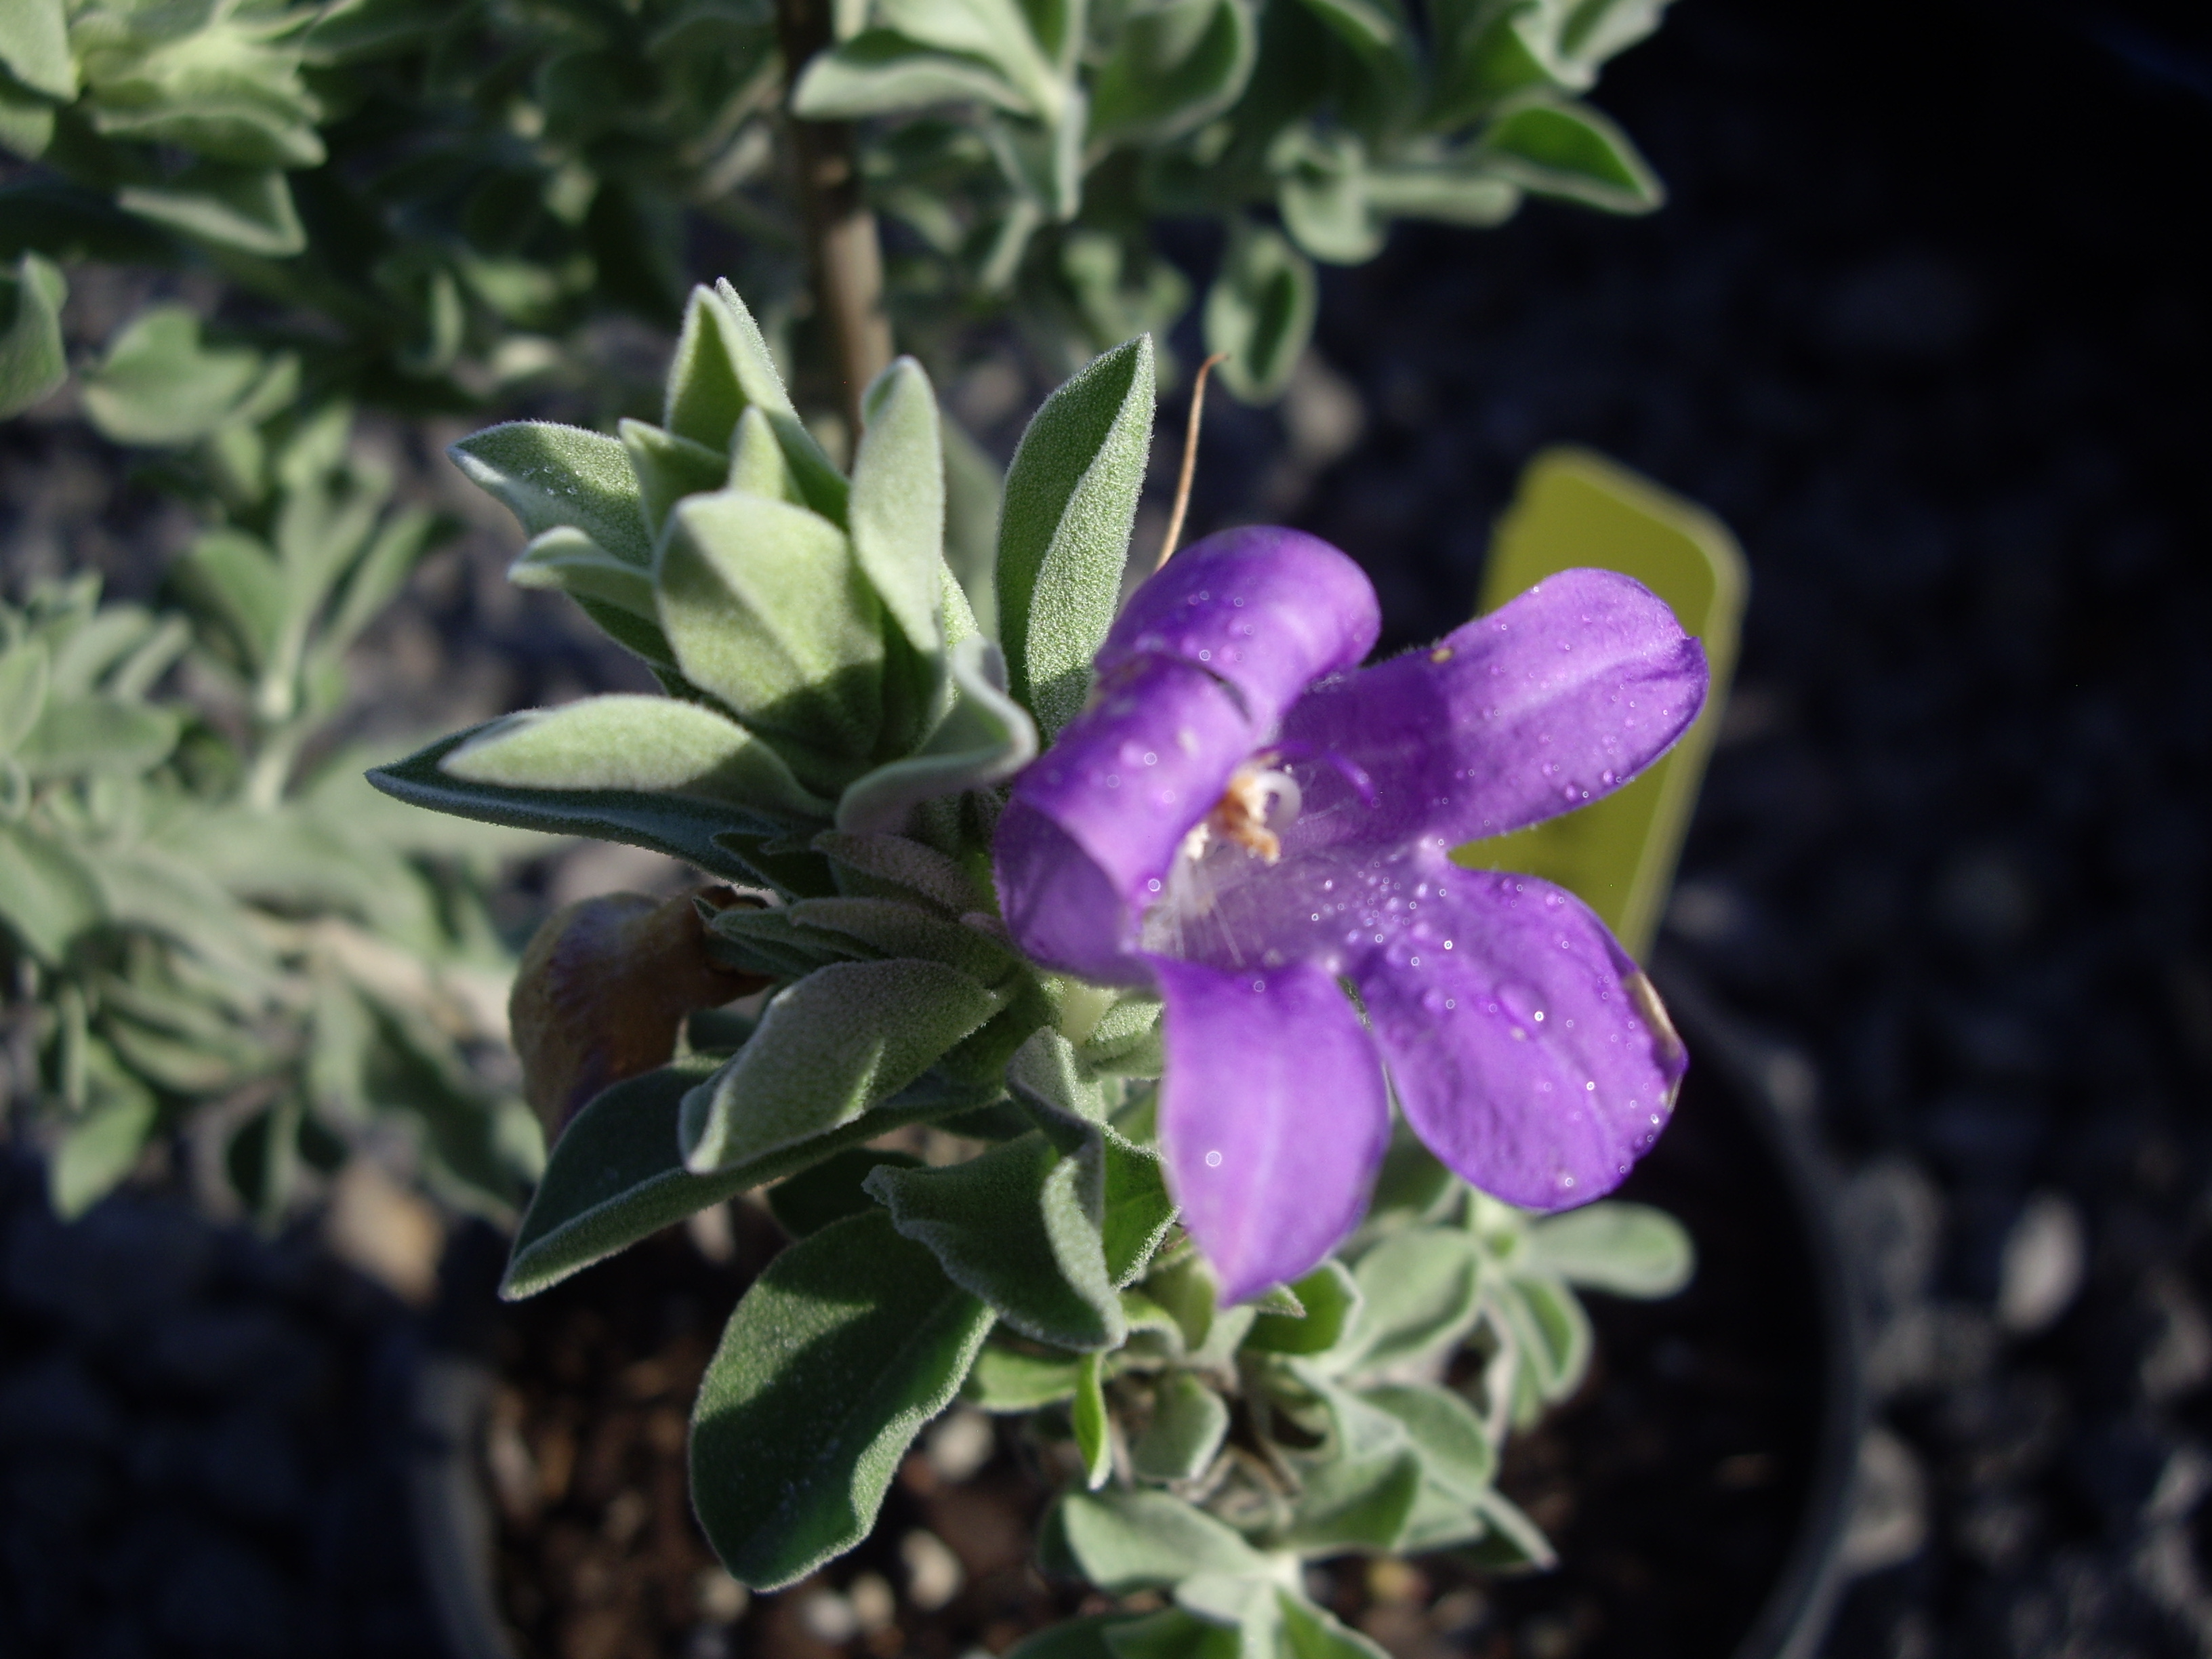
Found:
[1181,762,1302,865]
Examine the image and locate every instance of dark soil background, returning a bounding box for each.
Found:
[7,0,2212,1655]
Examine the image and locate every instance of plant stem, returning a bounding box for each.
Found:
[775,0,893,430]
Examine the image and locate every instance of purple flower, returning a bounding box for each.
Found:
[994,527,1708,1302]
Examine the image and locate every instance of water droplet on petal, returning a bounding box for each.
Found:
[1205,1150,1223,1168]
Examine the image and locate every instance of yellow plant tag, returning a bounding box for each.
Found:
[1452,447,1746,962]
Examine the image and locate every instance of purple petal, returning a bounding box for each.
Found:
[1151,954,1390,1303]
[1349,861,1686,1212]
[1100,527,1380,726]
[1277,569,1708,858]
[996,656,1252,979]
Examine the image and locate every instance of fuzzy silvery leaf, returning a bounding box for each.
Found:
[1359,1381,1494,1500]
[996,334,1155,738]
[79,305,295,446]
[1048,1489,1269,1591]
[703,903,872,980]
[1005,1028,1177,1283]
[182,529,295,677]
[874,0,1063,119]
[501,1060,992,1298]
[813,827,989,915]
[656,488,884,776]
[0,638,49,756]
[0,82,56,163]
[1329,1225,1483,1375]
[1202,222,1316,404]
[1244,1260,1361,1356]
[504,527,658,626]
[1476,95,1662,213]
[964,1342,1084,1411]
[117,164,305,256]
[668,281,791,448]
[1133,1371,1230,1481]
[1522,1199,1693,1297]
[850,356,950,661]
[0,253,66,418]
[1088,0,1255,148]
[836,638,1038,834]
[0,819,105,962]
[14,696,182,779]
[449,421,653,569]
[1273,1371,1422,1553]
[0,0,73,101]
[1361,159,1520,228]
[680,958,1006,1171]
[369,726,782,880]
[1493,1272,1592,1402]
[783,894,1021,983]
[1462,1487,1557,1570]
[792,32,1033,119]
[441,695,830,821]
[1271,127,1384,266]
[867,1129,1126,1349]
[620,418,729,537]
[691,1208,995,1589]
[49,1086,159,1221]
[1275,1591,1392,1659]
[728,406,804,504]
[766,1147,924,1237]
[1073,1351,1112,1487]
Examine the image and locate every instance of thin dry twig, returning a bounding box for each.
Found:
[1155,352,1230,570]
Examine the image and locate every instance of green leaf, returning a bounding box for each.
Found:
[1133,1371,1230,1481]
[793,32,1033,119]
[1361,159,1520,228]
[657,488,884,771]
[118,165,306,258]
[783,893,1020,983]
[1008,1616,1148,1659]
[0,818,104,962]
[506,527,661,626]
[0,0,74,102]
[1244,1260,1360,1355]
[49,1086,159,1220]
[1274,1372,1422,1553]
[1462,1487,1557,1570]
[0,638,49,756]
[1276,1593,1391,1659]
[867,1129,1125,1349]
[1105,1610,1244,1659]
[14,697,182,779]
[813,827,988,915]
[0,80,55,162]
[1477,96,1662,213]
[663,283,844,523]
[1495,1273,1592,1402]
[1073,1350,1112,1487]
[1050,1488,1269,1589]
[501,1061,991,1299]
[850,356,950,662]
[876,0,1063,118]
[367,725,785,882]
[1331,1224,1483,1374]
[1101,1132,1176,1285]
[836,636,1038,833]
[965,1340,1084,1410]
[0,253,66,417]
[1270,127,1383,266]
[449,421,653,569]
[439,694,830,822]
[692,1207,996,1589]
[620,418,729,537]
[1090,0,1256,147]
[1203,222,1316,404]
[767,1147,925,1236]
[77,304,283,446]
[1359,1382,1494,1500]
[680,958,1006,1171]
[996,335,1155,738]
[1523,1200,1694,1297]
